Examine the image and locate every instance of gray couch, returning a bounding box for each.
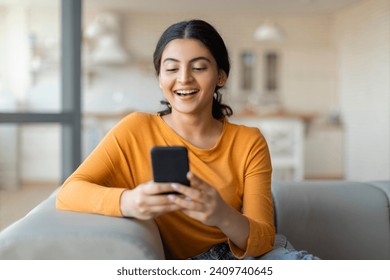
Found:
[0,180,389,260]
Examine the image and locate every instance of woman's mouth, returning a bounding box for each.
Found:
[174,89,199,96]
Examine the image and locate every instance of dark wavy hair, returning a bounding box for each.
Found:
[153,19,233,119]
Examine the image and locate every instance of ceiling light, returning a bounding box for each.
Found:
[254,22,286,42]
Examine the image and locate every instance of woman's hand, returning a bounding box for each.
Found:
[120,181,183,220]
[167,172,229,227]
[168,172,250,250]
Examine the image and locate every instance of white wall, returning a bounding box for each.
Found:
[334,0,390,180]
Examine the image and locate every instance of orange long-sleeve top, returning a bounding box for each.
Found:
[56,112,275,259]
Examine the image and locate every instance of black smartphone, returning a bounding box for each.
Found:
[151,146,190,187]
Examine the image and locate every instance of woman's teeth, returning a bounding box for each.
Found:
[175,89,198,96]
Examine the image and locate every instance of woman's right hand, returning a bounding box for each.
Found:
[120,181,181,219]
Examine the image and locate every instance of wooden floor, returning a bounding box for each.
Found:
[0,184,57,231]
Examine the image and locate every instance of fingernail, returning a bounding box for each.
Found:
[168,194,176,201]
[172,183,179,190]
[185,196,192,201]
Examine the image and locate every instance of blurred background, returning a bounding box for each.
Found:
[0,0,389,230]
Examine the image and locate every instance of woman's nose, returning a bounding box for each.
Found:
[177,67,193,83]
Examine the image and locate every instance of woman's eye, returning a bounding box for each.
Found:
[193,67,206,71]
[165,68,178,72]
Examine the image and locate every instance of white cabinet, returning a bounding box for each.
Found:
[232,117,304,181]
[19,125,60,183]
[0,124,73,189]
[0,125,19,190]
[304,124,344,179]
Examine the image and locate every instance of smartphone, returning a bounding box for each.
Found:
[151,146,190,187]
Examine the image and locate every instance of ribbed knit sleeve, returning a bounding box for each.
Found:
[227,129,275,258]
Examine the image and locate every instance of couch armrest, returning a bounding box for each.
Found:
[272,180,390,260]
[0,190,165,260]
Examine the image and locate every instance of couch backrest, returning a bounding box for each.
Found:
[272,180,390,260]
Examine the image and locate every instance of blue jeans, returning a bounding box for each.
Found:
[188,234,320,260]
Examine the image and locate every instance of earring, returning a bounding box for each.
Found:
[217,73,226,86]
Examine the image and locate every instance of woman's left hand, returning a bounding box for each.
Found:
[168,172,229,227]
[169,171,250,250]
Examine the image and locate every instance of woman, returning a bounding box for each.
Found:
[57,19,318,260]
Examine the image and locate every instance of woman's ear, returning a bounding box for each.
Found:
[217,71,227,87]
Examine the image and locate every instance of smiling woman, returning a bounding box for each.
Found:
[56,19,319,260]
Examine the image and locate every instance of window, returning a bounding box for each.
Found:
[0,0,81,190]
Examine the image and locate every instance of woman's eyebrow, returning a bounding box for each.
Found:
[162,56,211,63]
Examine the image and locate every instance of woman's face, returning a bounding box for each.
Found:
[158,38,226,118]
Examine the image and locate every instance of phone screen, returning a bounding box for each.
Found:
[151,146,190,186]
